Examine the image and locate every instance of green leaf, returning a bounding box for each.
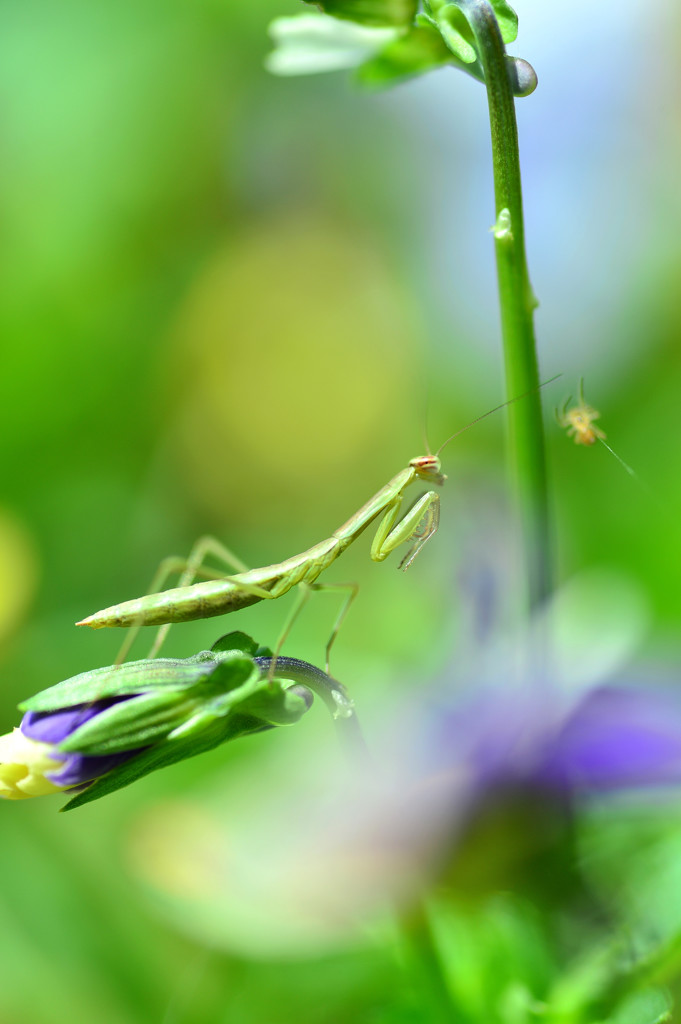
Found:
[302,0,417,28]
[61,711,272,811]
[599,989,671,1024]
[266,13,398,76]
[357,21,455,86]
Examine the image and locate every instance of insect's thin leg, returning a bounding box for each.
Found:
[116,536,252,665]
[145,536,271,660]
[115,554,221,664]
[555,397,571,426]
[267,584,313,682]
[309,581,360,674]
[267,581,359,680]
[175,536,250,585]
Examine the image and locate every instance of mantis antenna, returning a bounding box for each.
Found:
[435,373,563,457]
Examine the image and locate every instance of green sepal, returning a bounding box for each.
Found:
[236,685,313,727]
[166,670,311,738]
[58,690,198,755]
[19,652,230,712]
[425,0,518,65]
[61,708,274,812]
[210,631,259,657]
[479,0,518,45]
[59,657,265,755]
[302,0,417,28]
[254,643,275,659]
[421,2,476,63]
[209,632,280,668]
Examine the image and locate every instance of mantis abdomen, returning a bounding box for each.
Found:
[79,536,345,629]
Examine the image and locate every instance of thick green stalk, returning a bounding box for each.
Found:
[462,0,551,609]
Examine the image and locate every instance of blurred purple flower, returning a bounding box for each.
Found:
[125,573,681,953]
[420,681,681,823]
[544,685,681,790]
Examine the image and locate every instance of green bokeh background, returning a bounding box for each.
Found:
[1,0,680,1020]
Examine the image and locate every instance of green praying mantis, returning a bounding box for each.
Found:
[78,381,558,667]
[78,451,445,670]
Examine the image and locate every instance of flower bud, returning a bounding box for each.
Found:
[0,633,323,810]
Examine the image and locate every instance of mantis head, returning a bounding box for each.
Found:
[413,377,562,489]
[410,455,446,486]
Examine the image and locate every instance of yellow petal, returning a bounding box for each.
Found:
[0,728,63,800]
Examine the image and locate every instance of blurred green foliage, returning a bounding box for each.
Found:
[2,0,681,1020]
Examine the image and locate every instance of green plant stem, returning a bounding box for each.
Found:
[463,0,551,610]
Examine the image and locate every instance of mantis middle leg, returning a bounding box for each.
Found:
[268,580,360,680]
[115,535,275,663]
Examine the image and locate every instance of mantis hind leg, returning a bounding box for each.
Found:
[116,535,270,664]
[267,580,359,681]
[315,581,359,674]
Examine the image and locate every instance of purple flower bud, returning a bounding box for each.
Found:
[0,697,147,800]
[0,637,324,805]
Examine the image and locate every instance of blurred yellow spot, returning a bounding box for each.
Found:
[166,213,420,530]
[127,800,227,900]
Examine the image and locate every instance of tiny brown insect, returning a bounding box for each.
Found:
[556,380,605,446]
